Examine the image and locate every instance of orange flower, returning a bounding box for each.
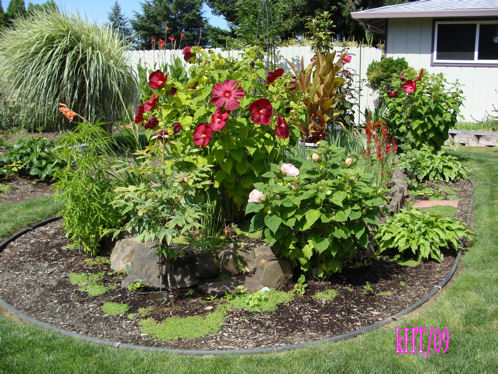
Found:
[58,103,77,122]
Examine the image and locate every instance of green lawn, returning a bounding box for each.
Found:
[0,147,496,373]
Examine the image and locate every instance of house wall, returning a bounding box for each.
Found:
[126,46,383,125]
[386,18,498,122]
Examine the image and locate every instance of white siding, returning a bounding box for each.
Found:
[125,46,383,125]
[387,18,498,122]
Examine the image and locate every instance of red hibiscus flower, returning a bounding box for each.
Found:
[388,90,398,98]
[275,113,290,139]
[153,129,168,139]
[172,122,181,134]
[170,87,177,96]
[148,70,167,89]
[249,98,273,125]
[211,80,245,111]
[342,54,352,63]
[290,76,297,90]
[193,123,213,147]
[183,46,194,62]
[143,93,158,112]
[265,68,284,86]
[210,108,230,131]
[415,69,423,82]
[400,74,406,81]
[134,104,144,124]
[144,116,159,130]
[402,80,416,94]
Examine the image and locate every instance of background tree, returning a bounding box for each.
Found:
[108,1,132,41]
[27,1,58,14]
[131,0,208,49]
[0,3,5,28]
[6,0,26,24]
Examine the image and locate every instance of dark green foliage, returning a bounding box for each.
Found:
[54,122,123,257]
[27,0,58,15]
[0,10,138,131]
[399,146,468,183]
[366,57,411,91]
[375,209,473,266]
[0,136,62,180]
[108,1,132,41]
[0,3,5,28]
[131,0,207,48]
[6,0,26,21]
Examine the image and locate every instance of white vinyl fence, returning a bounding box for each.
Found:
[125,46,383,125]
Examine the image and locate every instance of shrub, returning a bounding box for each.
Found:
[0,136,62,180]
[54,121,122,256]
[246,144,386,276]
[399,146,468,182]
[0,9,138,131]
[382,70,464,151]
[375,209,473,266]
[366,57,413,91]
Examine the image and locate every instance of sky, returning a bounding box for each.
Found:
[0,0,229,29]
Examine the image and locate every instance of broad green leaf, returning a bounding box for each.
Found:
[264,214,282,233]
[303,209,321,230]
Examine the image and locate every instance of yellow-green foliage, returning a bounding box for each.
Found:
[228,289,294,312]
[68,272,112,297]
[101,302,129,315]
[313,289,338,302]
[138,309,226,341]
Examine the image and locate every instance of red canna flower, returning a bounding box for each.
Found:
[183,46,194,62]
[172,122,181,134]
[342,54,352,63]
[193,123,213,147]
[151,37,156,43]
[148,70,167,89]
[402,80,416,94]
[134,104,144,124]
[265,68,284,86]
[58,104,77,122]
[388,89,398,98]
[249,98,273,125]
[209,108,230,131]
[180,33,185,38]
[144,116,159,130]
[211,80,245,111]
[143,93,158,112]
[275,113,290,139]
[158,39,165,48]
[165,26,170,31]
[168,36,175,41]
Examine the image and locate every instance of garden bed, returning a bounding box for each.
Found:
[0,177,53,205]
[0,178,472,351]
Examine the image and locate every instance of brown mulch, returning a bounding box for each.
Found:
[0,179,473,351]
[0,177,53,205]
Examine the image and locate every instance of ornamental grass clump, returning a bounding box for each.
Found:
[0,9,138,131]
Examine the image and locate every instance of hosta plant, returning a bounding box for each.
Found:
[375,209,473,266]
[399,146,467,182]
[246,144,386,276]
[133,47,306,220]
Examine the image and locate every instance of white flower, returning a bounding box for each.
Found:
[312,152,320,161]
[281,163,300,177]
[260,287,271,292]
[345,157,353,166]
[248,189,264,203]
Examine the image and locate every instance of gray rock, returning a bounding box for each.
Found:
[478,135,498,146]
[454,134,479,146]
[253,259,293,289]
[121,246,162,289]
[110,238,157,273]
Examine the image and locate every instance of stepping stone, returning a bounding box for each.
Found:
[413,200,459,209]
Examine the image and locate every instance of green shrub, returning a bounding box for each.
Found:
[246,144,386,276]
[399,146,468,182]
[0,9,138,131]
[383,71,464,151]
[366,57,413,91]
[0,136,62,180]
[375,209,473,266]
[54,122,122,256]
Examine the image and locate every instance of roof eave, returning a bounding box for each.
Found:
[351,9,498,20]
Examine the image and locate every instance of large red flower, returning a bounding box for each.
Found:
[275,113,290,139]
[210,108,230,131]
[172,122,181,134]
[143,93,158,112]
[183,46,193,62]
[211,80,245,111]
[148,70,167,89]
[193,123,213,147]
[402,80,416,94]
[134,104,144,124]
[249,98,273,125]
[266,68,284,85]
[388,90,398,98]
[143,116,159,130]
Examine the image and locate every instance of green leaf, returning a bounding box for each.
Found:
[264,214,282,233]
[309,235,330,254]
[245,202,263,215]
[220,158,233,174]
[250,212,265,231]
[331,191,347,207]
[302,243,313,259]
[303,209,321,230]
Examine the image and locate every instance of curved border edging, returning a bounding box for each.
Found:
[0,179,475,356]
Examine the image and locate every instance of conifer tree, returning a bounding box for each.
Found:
[108,1,132,41]
[6,0,26,21]
[0,3,5,28]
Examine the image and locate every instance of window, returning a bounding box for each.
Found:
[433,21,498,65]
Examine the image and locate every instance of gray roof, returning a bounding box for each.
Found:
[352,0,498,19]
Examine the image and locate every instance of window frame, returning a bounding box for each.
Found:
[432,20,498,67]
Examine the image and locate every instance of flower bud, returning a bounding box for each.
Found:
[292,184,299,191]
[345,157,353,166]
[275,194,280,200]
[312,152,320,161]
